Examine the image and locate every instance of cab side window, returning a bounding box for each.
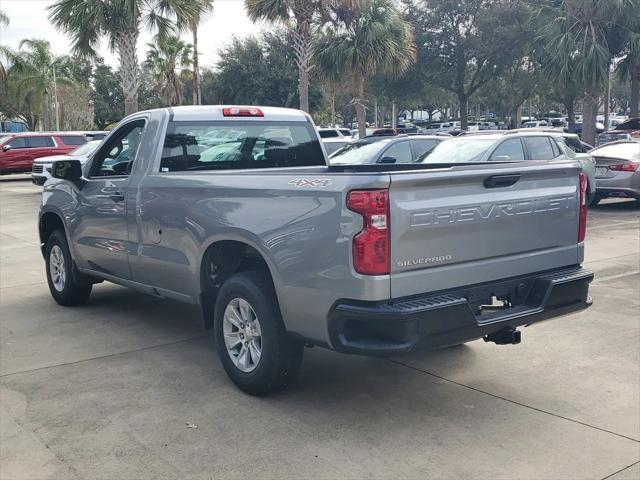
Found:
[90,120,145,177]
[489,138,525,161]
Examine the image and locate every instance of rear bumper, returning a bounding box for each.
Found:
[328,266,593,355]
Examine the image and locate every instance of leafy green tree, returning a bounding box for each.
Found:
[409,0,530,130]
[92,62,124,128]
[204,32,323,109]
[315,0,415,138]
[49,0,197,115]
[144,35,192,106]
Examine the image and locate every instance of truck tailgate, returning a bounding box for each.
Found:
[389,162,582,298]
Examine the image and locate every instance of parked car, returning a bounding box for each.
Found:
[39,105,593,395]
[421,131,598,203]
[590,141,640,204]
[317,127,351,138]
[597,118,640,145]
[32,139,103,185]
[396,122,418,134]
[523,120,549,128]
[321,137,351,156]
[0,120,29,133]
[574,122,606,135]
[0,132,88,174]
[329,134,444,165]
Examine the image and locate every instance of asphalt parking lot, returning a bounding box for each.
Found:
[1,175,639,480]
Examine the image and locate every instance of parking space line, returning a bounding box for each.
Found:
[388,358,640,444]
[588,221,640,230]
[601,460,640,480]
[0,335,210,379]
[591,270,640,285]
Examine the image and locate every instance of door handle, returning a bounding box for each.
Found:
[110,192,125,202]
[484,174,521,188]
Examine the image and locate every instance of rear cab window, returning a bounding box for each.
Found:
[160,121,325,172]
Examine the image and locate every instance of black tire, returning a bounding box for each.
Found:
[213,271,303,396]
[45,230,92,306]
[588,191,602,207]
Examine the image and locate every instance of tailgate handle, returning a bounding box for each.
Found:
[484,174,521,188]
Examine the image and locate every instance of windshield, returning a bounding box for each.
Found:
[70,140,102,156]
[328,140,389,165]
[421,138,496,163]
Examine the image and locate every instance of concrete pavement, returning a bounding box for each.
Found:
[1,178,639,479]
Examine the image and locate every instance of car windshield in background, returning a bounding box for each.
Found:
[160,121,325,171]
[328,140,389,165]
[70,140,102,156]
[590,142,640,161]
[422,138,495,163]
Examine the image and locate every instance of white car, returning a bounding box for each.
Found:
[321,137,352,156]
[32,140,103,185]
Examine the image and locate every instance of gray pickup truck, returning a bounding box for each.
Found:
[39,106,593,395]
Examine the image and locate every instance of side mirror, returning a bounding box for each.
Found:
[2,144,12,152]
[51,159,83,181]
[491,155,511,162]
[379,156,397,164]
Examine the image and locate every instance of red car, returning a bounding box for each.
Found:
[0,132,88,174]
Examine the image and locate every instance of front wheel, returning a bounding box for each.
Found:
[214,271,303,396]
[45,230,92,306]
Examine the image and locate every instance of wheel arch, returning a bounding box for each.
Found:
[39,210,66,258]
[198,238,281,330]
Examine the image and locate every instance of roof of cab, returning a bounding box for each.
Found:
[168,105,310,122]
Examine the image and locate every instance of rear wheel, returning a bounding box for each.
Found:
[45,230,92,306]
[214,271,303,395]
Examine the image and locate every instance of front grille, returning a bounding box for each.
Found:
[32,165,44,174]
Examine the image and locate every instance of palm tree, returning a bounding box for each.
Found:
[535,0,640,144]
[5,39,72,130]
[144,35,192,106]
[245,0,319,113]
[315,0,415,138]
[49,0,196,116]
[174,0,214,105]
[617,42,640,118]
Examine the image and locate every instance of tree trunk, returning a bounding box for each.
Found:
[354,72,366,139]
[604,69,611,130]
[458,92,468,130]
[582,93,599,146]
[291,14,312,113]
[298,67,309,113]
[115,30,140,116]
[191,22,199,106]
[42,90,50,131]
[631,67,639,118]
[566,99,575,133]
[510,105,522,130]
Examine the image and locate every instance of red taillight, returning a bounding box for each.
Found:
[609,163,639,172]
[222,107,264,117]
[347,189,390,275]
[578,173,587,242]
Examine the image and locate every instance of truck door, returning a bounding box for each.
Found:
[71,119,146,280]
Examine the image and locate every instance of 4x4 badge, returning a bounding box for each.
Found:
[288,178,332,188]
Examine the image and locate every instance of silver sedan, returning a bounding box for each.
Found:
[591,141,640,204]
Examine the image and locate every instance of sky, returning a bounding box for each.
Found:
[0,0,262,69]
